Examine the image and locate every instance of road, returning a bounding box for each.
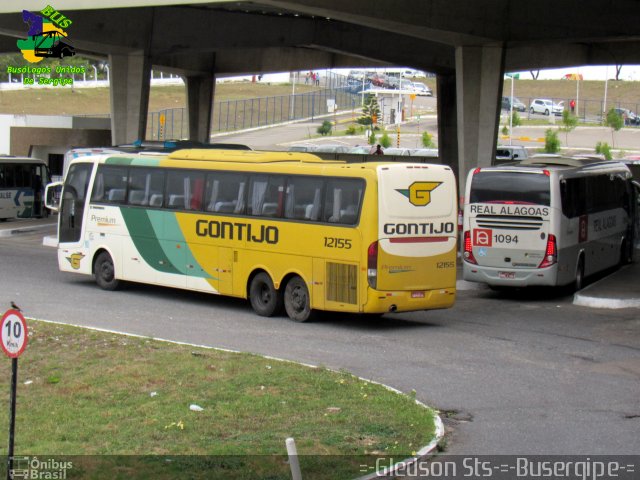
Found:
[211,95,640,154]
[2,226,639,457]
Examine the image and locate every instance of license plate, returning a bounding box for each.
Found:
[498,271,515,279]
[411,291,425,298]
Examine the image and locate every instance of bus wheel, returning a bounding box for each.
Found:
[573,257,584,292]
[249,272,282,317]
[284,276,314,322]
[94,252,120,291]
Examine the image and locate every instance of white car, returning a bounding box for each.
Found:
[412,82,432,96]
[529,98,562,116]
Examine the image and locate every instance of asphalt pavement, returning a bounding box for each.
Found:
[2,216,639,311]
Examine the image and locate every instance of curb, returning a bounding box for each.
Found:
[0,221,56,238]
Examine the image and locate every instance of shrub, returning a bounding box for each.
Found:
[380,131,392,148]
[345,124,357,135]
[510,111,522,127]
[544,129,560,153]
[421,131,434,148]
[595,141,612,160]
[368,130,377,145]
[317,120,332,136]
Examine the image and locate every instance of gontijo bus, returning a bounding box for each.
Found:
[45,149,458,321]
[462,157,637,290]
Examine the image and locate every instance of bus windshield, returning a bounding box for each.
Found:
[470,171,550,206]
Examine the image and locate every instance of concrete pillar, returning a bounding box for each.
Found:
[185,73,216,143]
[436,72,459,197]
[455,44,505,196]
[108,52,151,146]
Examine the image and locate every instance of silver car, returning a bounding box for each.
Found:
[529,98,562,116]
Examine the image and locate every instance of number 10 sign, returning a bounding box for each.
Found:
[1,310,28,359]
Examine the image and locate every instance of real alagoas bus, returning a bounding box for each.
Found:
[46,149,458,322]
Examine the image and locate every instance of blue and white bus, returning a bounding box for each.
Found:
[0,156,51,220]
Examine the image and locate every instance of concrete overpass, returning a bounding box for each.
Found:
[1,0,640,190]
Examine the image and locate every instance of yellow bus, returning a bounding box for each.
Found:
[46,149,457,321]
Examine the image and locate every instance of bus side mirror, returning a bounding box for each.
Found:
[45,181,63,212]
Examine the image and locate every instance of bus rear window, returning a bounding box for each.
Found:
[470,171,550,206]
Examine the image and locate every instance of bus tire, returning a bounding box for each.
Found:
[573,257,584,292]
[620,239,633,265]
[94,251,120,291]
[249,272,282,317]
[284,276,314,322]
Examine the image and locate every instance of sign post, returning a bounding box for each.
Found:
[1,309,28,480]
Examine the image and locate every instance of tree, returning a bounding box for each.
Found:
[544,129,560,153]
[357,94,381,129]
[615,64,622,81]
[558,110,578,145]
[605,108,624,147]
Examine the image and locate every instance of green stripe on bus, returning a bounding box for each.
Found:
[120,207,181,274]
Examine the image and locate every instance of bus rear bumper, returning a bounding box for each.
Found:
[463,262,558,287]
[365,287,456,313]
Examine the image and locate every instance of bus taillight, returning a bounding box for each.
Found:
[538,234,557,268]
[367,241,378,288]
[462,231,477,264]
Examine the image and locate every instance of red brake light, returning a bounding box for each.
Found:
[463,231,477,265]
[538,234,557,268]
[367,241,378,288]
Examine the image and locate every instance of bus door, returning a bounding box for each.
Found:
[376,164,458,292]
[59,163,93,243]
[464,170,552,273]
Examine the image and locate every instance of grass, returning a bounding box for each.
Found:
[0,320,437,479]
[1,77,639,117]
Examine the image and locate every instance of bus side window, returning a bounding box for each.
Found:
[248,175,285,217]
[165,170,205,210]
[207,173,247,214]
[284,176,323,221]
[324,179,363,224]
[92,166,127,204]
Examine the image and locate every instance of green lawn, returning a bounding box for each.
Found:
[0,320,438,479]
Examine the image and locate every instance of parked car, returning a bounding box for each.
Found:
[614,108,640,126]
[529,98,563,116]
[494,145,529,164]
[383,147,412,156]
[398,79,414,91]
[412,82,433,96]
[409,148,438,157]
[501,96,526,112]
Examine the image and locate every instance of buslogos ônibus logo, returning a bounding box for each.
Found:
[17,5,75,63]
[396,181,442,207]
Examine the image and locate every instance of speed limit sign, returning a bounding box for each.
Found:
[1,310,28,359]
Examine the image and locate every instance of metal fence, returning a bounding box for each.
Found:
[147,71,362,140]
[516,97,640,125]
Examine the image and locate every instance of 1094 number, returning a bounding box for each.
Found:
[324,237,352,249]
[494,234,518,244]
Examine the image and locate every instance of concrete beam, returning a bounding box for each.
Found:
[185,63,215,143]
[455,44,505,194]
[109,52,152,145]
[436,72,459,186]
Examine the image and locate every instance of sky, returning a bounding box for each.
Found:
[514,65,640,81]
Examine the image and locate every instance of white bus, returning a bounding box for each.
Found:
[46,149,458,321]
[0,156,51,220]
[462,157,637,290]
